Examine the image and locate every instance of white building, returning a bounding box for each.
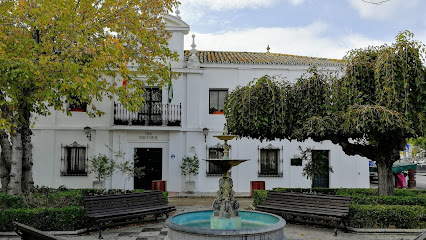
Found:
[29,13,369,194]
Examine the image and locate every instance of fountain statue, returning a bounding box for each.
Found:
[165,124,287,240]
[208,123,247,229]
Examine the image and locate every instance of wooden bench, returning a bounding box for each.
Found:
[83,191,175,239]
[414,231,426,240]
[13,221,65,240]
[256,191,352,235]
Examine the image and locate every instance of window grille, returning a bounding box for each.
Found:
[61,142,88,176]
[258,144,283,177]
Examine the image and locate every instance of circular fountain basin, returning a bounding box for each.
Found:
[165,210,287,240]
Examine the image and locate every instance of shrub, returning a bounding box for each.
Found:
[349,204,426,229]
[351,195,426,207]
[0,206,87,231]
[162,191,169,204]
[273,188,339,195]
[180,154,199,180]
[89,154,115,181]
[252,188,426,229]
[336,188,378,196]
[0,193,26,209]
[22,190,84,209]
[253,190,267,206]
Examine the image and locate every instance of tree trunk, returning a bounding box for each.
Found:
[20,104,34,193]
[0,130,11,192]
[7,132,23,196]
[376,160,394,196]
[21,125,34,192]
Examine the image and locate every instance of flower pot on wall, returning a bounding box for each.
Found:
[212,111,224,114]
[184,181,195,194]
[93,180,105,189]
[69,108,85,112]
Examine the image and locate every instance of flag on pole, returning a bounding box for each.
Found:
[168,82,173,103]
[168,65,173,103]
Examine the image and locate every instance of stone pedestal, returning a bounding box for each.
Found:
[211,176,241,229]
[184,181,195,193]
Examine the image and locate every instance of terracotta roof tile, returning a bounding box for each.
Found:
[184,50,345,66]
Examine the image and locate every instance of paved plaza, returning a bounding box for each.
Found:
[4,204,423,240]
[4,177,426,240]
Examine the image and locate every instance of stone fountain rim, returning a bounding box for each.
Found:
[165,210,286,236]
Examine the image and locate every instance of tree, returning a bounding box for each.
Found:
[408,137,426,162]
[89,154,116,182]
[108,139,144,190]
[0,0,179,195]
[225,31,426,196]
[180,154,199,181]
[298,147,333,192]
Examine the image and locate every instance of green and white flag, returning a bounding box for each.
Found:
[168,82,173,103]
[168,65,173,103]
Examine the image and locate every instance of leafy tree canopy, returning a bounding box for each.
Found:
[225,31,426,195]
[0,0,179,128]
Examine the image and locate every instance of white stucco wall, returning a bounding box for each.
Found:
[25,14,370,193]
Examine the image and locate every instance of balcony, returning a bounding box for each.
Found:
[114,102,181,127]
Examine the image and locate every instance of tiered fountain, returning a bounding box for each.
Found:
[165,125,287,240]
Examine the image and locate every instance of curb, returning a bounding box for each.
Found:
[2,226,423,237]
[347,227,425,234]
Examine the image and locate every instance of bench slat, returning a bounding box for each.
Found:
[256,191,352,234]
[13,222,65,240]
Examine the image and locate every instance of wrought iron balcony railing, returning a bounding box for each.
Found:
[114,102,181,126]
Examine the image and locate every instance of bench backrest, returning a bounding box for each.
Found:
[265,191,352,214]
[13,221,65,240]
[83,191,167,216]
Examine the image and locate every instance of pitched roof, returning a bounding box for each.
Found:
[184,50,345,66]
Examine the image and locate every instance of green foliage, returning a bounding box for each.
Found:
[273,188,339,195]
[89,154,116,181]
[225,75,290,141]
[348,204,425,229]
[408,137,426,150]
[336,188,378,196]
[0,193,26,209]
[253,188,426,228]
[271,187,426,197]
[162,191,169,204]
[180,154,199,177]
[298,147,333,188]
[253,190,268,206]
[0,206,87,231]
[350,195,426,207]
[225,31,426,195]
[0,188,173,232]
[0,0,180,128]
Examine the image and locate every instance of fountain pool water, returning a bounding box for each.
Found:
[165,210,286,240]
[165,125,287,239]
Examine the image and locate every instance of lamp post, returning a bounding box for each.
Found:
[202,127,209,142]
[84,126,92,141]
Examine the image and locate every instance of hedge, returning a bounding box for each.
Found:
[350,194,426,207]
[0,194,26,209]
[253,188,426,229]
[349,204,426,229]
[0,206,87,231]
[253,190,268,206]
[0,188,170,210]
[0,188,169,232]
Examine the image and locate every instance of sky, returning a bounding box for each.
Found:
[176,0,426,59]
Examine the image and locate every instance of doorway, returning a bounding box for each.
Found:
[134,148,162,190]
[312,150,330,188]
